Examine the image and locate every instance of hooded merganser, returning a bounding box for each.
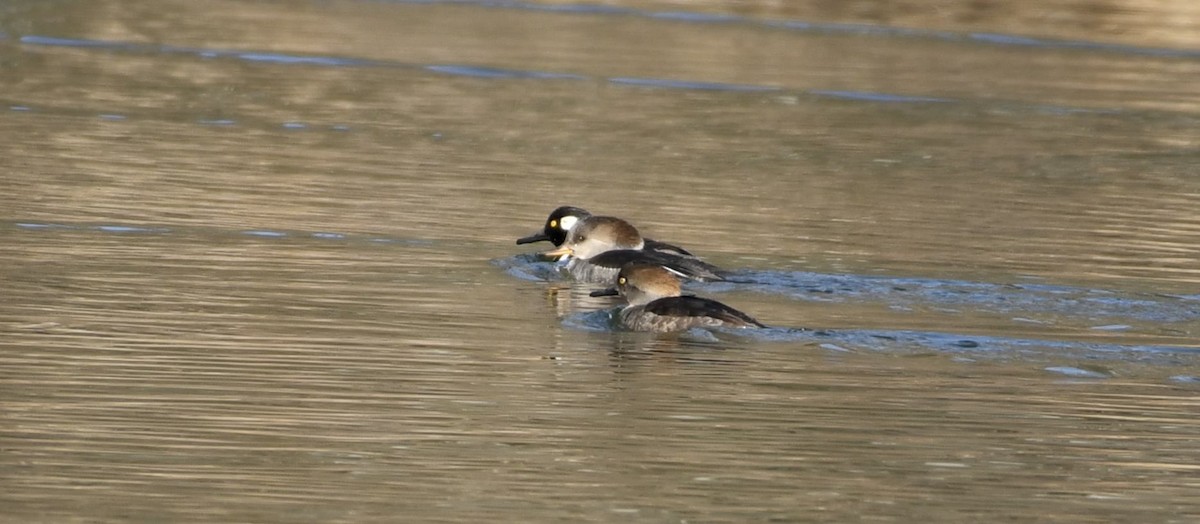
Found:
[516,206,695,257]
[541,216,725,283]
[590,264,764,332]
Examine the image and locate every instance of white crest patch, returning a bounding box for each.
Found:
[558,215,579,231]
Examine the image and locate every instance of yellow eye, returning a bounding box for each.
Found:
[549,220,557,228]
[618,277,626,285]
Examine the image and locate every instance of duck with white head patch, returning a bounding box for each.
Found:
[590,264,764,332]
[516,206,696,257]
[541,216,725,283]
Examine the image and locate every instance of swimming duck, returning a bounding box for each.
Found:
[541,215,724,283]
[589,264,764,332]
[516,206,695,256]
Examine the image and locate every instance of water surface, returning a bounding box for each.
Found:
[2,0,1199,521]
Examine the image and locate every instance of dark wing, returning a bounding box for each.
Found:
[644,238,695,257]
[638,250,725,282]
[644,296,765,328]
[586,250,656,271]
[588,250,724,282]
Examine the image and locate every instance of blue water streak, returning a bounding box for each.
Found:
[16,222,73,229]
[20,35,144,50]
[20,35,389,69]
[609,77,781,92]
[810,90,953,103]
[96,225,170,233]
[649,11,742,24]
[426,64,586,80]
[234,52,379,67]
[242,230,288,238]
[967,32,1200,58]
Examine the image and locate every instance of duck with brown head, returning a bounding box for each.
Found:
[590,264,764,332]
[542,216,725,283]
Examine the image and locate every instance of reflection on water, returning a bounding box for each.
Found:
[3,0,1200,521]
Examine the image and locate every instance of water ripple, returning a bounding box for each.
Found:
[380,0,1200,59]
[558,308,1199,361]
[722,270,1200,323]
[15,33,1145,118]
[495,253,1200,329]
[15,222,1196,332]
[12,221,424,246]
[28,222,1188,331]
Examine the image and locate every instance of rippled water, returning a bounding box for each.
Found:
[3,0,1199,521]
